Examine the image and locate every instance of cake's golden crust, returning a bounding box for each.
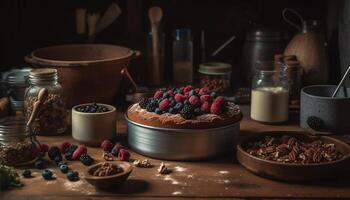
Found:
[127,103,242,129]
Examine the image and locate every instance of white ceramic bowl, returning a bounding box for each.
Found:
[72,103,116,146]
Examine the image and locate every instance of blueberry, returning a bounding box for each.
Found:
[54,156,62,164]
[155,108,163,115]
[57,161,67,167]
[22,169,31,178]
[174,102,183,110]
[169,107,177,114]
[35,159,44,169]
[194,108,202,116]
[189,89,197,96]
[59,165,69,173]
[162,93,169,98]
[210,92,217,98]
[184,100,190,105]
[67,171,79,182]
[42,169,53,180]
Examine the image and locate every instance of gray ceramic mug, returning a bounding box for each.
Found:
[300,85,350,134]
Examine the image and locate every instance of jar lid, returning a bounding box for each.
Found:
[30,68,57,77]
[199,62,232,75]
[5,68,31,86]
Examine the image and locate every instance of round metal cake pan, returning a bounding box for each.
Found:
[126,115,240,161]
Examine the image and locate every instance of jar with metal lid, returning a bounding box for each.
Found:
[0,117,39,166]
[199,62,231,93]
[250,61,289,123]
[24,68,67,135]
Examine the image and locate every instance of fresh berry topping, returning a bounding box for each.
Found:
[67,171,79,182]
[59,142,71,154]
[22,169,31,178]
[189,89,197,96]
[72,146,87,160]
[146,100,157,112]
[180,104,194,119]
[168,107,177,114]
[184,99,190,105]
[48,146,61,160]
[214,96,226,105]
[174,102,184,110]
[167,90,175,97]
[210,102,222,115]
[79,153,94,166]
[35,159,45,169]
[118,149,130,161]
[194,108,202,116]
[184,85,194,93]
[59,165,69,173]
[189,95,200,106]
[37,143,49,153]
[175,93,186,102]
[155,108,163,114]
[199,87,209,95]
[154,90,163,99]
[100,140,113,152]
[210,92,217,99]
[111,143,125,156]
[42,169,53,180]
[201,101,211,113]
[159,99,170,111]
[139,98,149,109]
[200,95,211,103]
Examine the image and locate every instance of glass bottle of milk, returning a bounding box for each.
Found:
[173,29,193,85]
[250,61,289,123]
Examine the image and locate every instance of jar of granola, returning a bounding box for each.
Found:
[25,68,67,135]
[0,117,39,166]
[198,62,231,93]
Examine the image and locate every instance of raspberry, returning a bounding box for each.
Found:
[65,145,78,160]
[159,99,170,111]
[37,143,49,153]
[214,96,226,105]
[189,95,200,106]
[167,90,175,97]
[201,101,211,113]
[199,87,209,95]
[111,143,125,156]
[59,142,71,154]
[210,102,222,115]
[72,146,87,160]
[175,93,186,102]
[200,95,211,103]
[184,85,194,93]
[118,149,130,161]
[154,90,163,99]
[100,140,113,152]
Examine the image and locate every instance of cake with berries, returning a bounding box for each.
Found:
[127,85,242,129]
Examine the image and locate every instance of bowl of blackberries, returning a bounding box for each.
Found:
[72,103,116,146]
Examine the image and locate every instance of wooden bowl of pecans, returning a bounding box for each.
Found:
[237,131,350,182]
[85,161,133,188]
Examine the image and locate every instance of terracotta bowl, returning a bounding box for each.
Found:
[85,161,133,189]
[237,131,350,182]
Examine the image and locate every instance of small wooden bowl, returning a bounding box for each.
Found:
[237,131,350,182]
[85,161,133,188]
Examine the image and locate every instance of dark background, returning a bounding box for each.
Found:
[0,0,336,87]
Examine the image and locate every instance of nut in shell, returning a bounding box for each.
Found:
[102,152,114,161]
[133,159,152,168]
[158,162,171,175]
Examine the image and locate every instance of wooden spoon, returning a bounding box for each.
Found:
[148,7,163,85]
[26,88,48,128]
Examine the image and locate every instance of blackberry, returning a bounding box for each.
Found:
[48,146,61,160]
[79,153,94,166]
[307,116,324,131]
[169,107,177,114]
[180,104,194,119]
[146,101,157,112]
[65,145,78,160]
[139,98,149,109]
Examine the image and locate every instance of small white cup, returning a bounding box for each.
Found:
[72,103,116,146]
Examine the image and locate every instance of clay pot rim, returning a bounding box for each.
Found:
[302,85,350,100]
[29,44,137,67]
[237,131,350,167]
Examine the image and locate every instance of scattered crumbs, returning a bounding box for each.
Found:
[174,166,187,172]
[164,175,180,185]
[225,187,229,190]
[45,180,57,185]
[219,171,229,174]
[63,180,95,195]
[172,191,183,195]
[223,179,230,184]
[218,179,231,184]
[187,174,194,179]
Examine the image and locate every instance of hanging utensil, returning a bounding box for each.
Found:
[332,65,350,97]
[212,35,236,57]
[121,68,139,92]
[96,3,122,34]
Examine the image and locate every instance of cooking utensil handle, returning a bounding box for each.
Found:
[131,50,141,59]
[26,88,49,128]
[282,8,303,31]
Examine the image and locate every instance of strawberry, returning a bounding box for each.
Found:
[159,99,170,111]
[175,93,186,102]
[37,143,49,152]
[201,101,211,113]
[100,140,113,152]
[154,90,163,99]
[189,95,200,106]
[59,142,71,154]
[118,149,130,161]
[200,95,211,103]
[72,146,87,160]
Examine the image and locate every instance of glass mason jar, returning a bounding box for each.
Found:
[24,68,67,135]
[198,62,231,93]
[0,117,39,166]
[250,61,289,123]
[173,29,193,85]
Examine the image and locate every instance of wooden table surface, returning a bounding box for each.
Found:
[2,106,350,200]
